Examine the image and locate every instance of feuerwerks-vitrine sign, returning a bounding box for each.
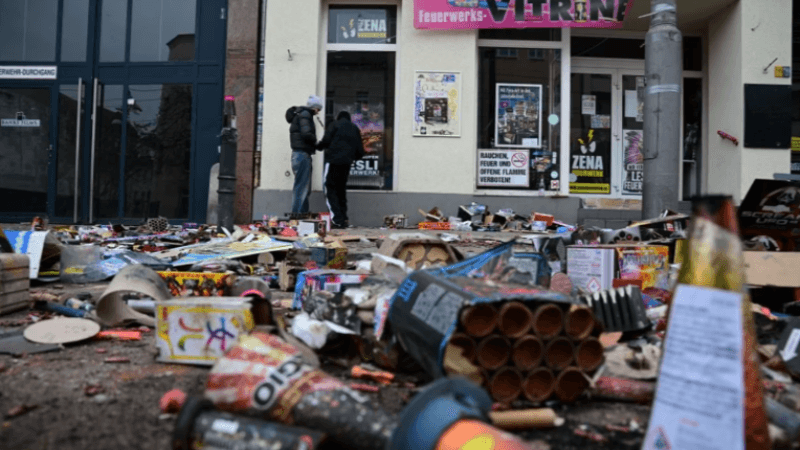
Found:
[414,0,634,30]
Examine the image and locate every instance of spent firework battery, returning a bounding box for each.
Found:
[388,240,570,379]
[204,332,397,450]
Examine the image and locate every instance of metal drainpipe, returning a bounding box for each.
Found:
[218,96,238,231]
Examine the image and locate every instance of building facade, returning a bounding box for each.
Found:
[255,0,795,227]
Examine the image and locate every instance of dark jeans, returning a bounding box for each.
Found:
[291,151,312,214]
[323,162,351,226]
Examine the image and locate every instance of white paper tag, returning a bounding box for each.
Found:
[642,284,744,450]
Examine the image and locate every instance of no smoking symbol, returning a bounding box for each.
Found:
[511,153,526,168]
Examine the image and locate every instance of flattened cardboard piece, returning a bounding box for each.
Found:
[4,231,50,279]
[0,330,60,355]
[372,233,460,274]
[23,318,101,344]
[153,236,293,267]
[739,179,800,251]
[93,265,171,327]
[155,297,254,365]
[777,318,800,373]
[743,252,800,287]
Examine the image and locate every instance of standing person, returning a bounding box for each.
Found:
[316,111,365,229]
[286,95,323,214]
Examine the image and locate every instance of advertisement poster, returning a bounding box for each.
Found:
[622,129,644,195]
[413,71,461,137]
[495,83,542,148]
[333,101,388,188]
[414,0,635,30]
[569,128,611,194]
[477,149,530,187]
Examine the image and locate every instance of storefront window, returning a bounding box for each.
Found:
[792,0,800,174]
[0,0,59,62]
[477,47,562,192]
[325,51,395,190]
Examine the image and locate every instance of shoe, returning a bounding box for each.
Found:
[331,222,347,230]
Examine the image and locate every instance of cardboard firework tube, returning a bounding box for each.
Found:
[448,333,478,362]
[460,304,498,337]
[574,337,604,372]
[488,367,523,403]
[522,367,556,403]
[591,377,655,403]
[489,408,563,430]
[205,332,397,450]
[173,396,327,450]
[564,306,596,340]
[497,301,534,338]
[511,335,543,370]
[476,335,511,370]
[554,367,590,403]
[531,303,564,339]
[543,337,575,371]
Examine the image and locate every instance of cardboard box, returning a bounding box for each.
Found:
[0,254,30,315]
[567,245,669,293]
[310,246,348,270]
[157,271,235,297]
[298,220,326,237]
[743,251,800,287]
[292,270,369,309]
[155,297,254,365]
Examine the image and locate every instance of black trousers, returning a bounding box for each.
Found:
[324,162,350,226]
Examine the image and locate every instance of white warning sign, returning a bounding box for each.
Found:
[478,149,529,187]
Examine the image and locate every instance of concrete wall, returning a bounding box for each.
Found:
[706,0,792,202]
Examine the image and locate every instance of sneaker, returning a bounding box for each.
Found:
[331,222,347,230]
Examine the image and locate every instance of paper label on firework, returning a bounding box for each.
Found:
[158,271,235,297]
[642,285,744,450]
[205,333,345,422]
[155,298,255,366]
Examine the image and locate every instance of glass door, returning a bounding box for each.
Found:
[570,68,644,198]
[0,87,53,213]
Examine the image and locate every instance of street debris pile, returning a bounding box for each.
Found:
[5,178,800,448]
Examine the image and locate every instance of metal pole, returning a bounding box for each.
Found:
[218,96,238,231]
[642,0,682,219]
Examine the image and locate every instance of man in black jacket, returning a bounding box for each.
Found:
[317,111,365,229]
[286,95,322,214]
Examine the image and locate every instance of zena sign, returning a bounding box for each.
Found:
[415,0,634,30]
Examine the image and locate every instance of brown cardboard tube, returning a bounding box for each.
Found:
[488,367,522,403]
[554,367,590,403]
[574,337,604,372]
[531,304,564,339]
[489,408,564,430]
[476,335,511,370]
[460,304,498,337]
[448,333,478,362]
[591,376,655,403]
[544,337,574,371]
[512,335,543,370]
[564,306,596,340]
[498,301,534,338]
[522,367,555,402]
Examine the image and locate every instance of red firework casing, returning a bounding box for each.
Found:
[204,332,396,450]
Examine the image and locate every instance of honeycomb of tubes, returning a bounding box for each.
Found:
[446,301,604,404]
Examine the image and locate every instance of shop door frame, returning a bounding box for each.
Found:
[571,58,645,199]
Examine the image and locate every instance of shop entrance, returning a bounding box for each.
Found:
[0,0,227,224]
[569,65,645,198]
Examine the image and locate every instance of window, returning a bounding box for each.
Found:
[328,6,396,45]
[478,48,562,192]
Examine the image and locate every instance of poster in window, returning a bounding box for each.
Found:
[333,9,388,44]
[413,71,461,137]
[495,83,542,148]
[622,129,644,195]
[333,101,388,189]
[569,129,611,194]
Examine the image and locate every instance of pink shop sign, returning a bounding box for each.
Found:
[414,0,635,30]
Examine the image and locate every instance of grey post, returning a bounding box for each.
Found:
[642,0,682,219]
[218,96,238,231]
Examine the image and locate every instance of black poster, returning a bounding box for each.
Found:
[569,128,611,194]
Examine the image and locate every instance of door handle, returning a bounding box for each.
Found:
[73,78,83,223]
[89,78,100,224]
